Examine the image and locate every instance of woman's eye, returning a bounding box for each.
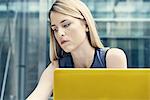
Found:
[63,23,71,28]
[53,28,58,32]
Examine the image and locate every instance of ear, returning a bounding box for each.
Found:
[80,19,89,32]
[83,20,89,32]
[85,27,89,32]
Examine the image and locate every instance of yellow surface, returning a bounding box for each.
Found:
[54,68,150,100]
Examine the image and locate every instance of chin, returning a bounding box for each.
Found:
[63,48,71,53]
[62,46,74,53]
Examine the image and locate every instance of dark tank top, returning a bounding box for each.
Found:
[58,48,110,68]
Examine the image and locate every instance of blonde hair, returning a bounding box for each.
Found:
[48,0,104,63]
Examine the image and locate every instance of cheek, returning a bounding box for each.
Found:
[69,28,86,41]
[68,24,86,37]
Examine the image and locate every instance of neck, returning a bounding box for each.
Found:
[71,38,95,68]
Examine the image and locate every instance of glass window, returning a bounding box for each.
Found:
[82,0,150,68]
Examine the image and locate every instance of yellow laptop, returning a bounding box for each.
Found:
[53,68,150,100]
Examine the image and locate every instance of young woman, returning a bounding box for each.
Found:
[27,0,127,99]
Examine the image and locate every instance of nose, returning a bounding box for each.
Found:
[57,29,65,37]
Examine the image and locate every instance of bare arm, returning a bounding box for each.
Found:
[106,48,127,68]
[26,61,58,100]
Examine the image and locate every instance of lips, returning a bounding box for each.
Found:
[60,39,69,45]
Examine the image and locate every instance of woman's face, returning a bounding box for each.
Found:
[50,11,88,52]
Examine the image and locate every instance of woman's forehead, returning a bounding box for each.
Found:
[50,11,78,25]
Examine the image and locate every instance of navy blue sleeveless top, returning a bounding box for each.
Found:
[58,48,109,68]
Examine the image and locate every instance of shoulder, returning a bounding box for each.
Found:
[45,60,58,72]
[106,48,127,68]
[41,60,58,80]
[106,48,126,57]
[38,60,59,93]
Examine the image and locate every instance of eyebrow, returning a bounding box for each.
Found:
[51,19,68,27]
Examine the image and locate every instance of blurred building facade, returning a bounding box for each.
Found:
[0,0,150,100]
